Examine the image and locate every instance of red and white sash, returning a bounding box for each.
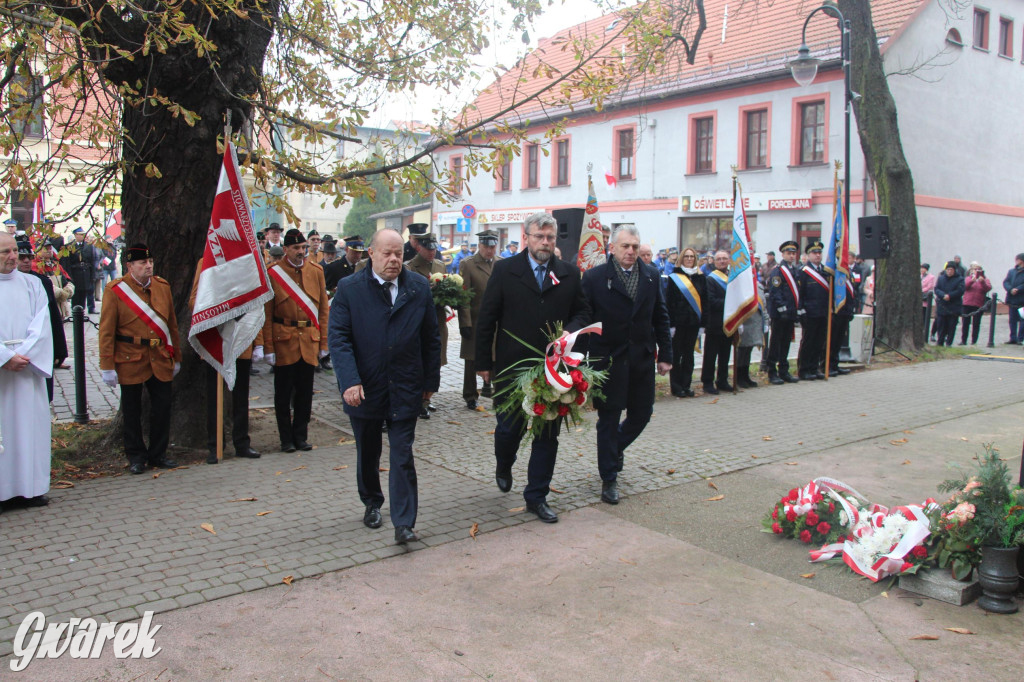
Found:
[269,264,320,330]
[803,266,829,292]
[780,266,800,307]
[112,280,175,354]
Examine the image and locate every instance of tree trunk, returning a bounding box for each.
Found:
[95,6,277,446]
[839,0,922,352]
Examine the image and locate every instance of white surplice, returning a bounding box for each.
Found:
[0,269,53,501]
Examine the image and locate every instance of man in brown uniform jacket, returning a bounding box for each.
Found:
[457,229,501,409]
[404,232,446,419]
[98,243,182,475]
[188,259,263,464]
[262,229,330,452]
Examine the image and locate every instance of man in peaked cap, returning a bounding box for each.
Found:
[403,222,428,262]
[797,240,829,380]
[307,229,323,264]
[765,240,801,385]
[262,228,330,452]
[263,223,284,264]
[405,231,447,418]
[62,227,96,314]
[324,235,365,291]
[98,243,182,474]
[458,229,502,410]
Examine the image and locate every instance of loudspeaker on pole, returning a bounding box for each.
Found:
[857,215,891,260]
[552,208,586,263]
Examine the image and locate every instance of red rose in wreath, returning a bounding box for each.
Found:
[816,522,831,535]
[799,530,812,543]
[557,404,570,417]
[532,403,546,416]
[785,510,797,523]
[805,511,820,527]
[772,523,783,534]
[911,545,928,558]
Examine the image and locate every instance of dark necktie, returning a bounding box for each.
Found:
[535,264,546,289]
[380,280,393,307]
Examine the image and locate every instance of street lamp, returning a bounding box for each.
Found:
[790,4,853,229]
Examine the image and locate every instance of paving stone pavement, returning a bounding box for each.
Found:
[5,326,1023,658]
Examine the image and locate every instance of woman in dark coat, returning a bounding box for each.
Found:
[933,261,965,346]
[665,247,707,397]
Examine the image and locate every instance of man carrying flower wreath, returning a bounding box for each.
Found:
[579,226,672,505]
[475,212,591,524]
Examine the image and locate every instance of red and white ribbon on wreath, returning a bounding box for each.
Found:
[544,322,602,394]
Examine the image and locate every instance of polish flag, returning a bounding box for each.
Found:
[604,169,617,188]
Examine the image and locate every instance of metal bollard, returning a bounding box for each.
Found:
[987,293,997,349]
[72,305,89,424]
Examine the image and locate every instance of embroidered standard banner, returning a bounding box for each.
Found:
[576,175,607,272]
[723,184,759,336]
[823,178,851,312]
[268,265,320,330]
[544,323,603,394]
[669,273,702,318]
[112,281,174,355]
[189,142,273,390]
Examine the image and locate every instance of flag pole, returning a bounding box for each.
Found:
[731,169,739,394]
[216,110,233,464]
[824,164,839,381]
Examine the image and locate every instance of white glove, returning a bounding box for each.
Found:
[265,353,276,366]
[318,350,329,360]
[102,369,118,387]
[173,362,181,378]
[251,345,264,363]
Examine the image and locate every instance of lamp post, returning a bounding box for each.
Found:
[790,4,852,227]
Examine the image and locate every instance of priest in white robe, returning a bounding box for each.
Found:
[0,233,53,509]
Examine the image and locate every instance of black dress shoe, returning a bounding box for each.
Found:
[148,457,178,469]
[480,383,493,398]
[466,400,478,410]
[671,390,687,398]
[526,501,558,523]
[836,367,851,375]
[418,407,430,420]
[25,495,49,507]
[281,442,296,453]
[798,372,816,381]
[129,462,147,475]
[769,374,785,385]
[236,447,261,458]
[815,372,826,380]
[249,366,260,375]
[427,403,437,412]
[682,388,695,397]
[601,480,619,505]
[781,374,799,383]
[716,383,735,392]
[495,466,513,493]
[363,505,382,529]
[704,386,720,395]
[395,526,418,544]
[206,452,219,464]
[295,441,313,451]
[740,379,759,388]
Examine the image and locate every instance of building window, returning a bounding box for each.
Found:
[998,17,1013,57]
[553,138,571,186]
[694,117,714,173]
[799,101,825,164]
[678,215,757,255]
[12,74,44,138]
[974,8,989,50]
[615,127,635,180]
[495,154,511,192]
[450,154,463,198]
[743,109,768,169]
[795,223,822,253]
[525,143,539,189]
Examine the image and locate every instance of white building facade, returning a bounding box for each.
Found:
[433,0,1022,275]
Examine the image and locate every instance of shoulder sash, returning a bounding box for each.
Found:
[112,280,175,354]
[780,266,800,307]
[269,264,320,330]
[708,269,728,291]
[804,266,829,292]
[669,273,702,317]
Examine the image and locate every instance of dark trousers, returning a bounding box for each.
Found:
[596,405,652,482]
[495,406,560,504]
[70,271,90,311]
[767,319,795,376]
[960,305,982,344]
[1009,305,1023,343]
[462,358,478,402]
[206,359,252,453]
[121,376,172,465]
[829,316,851,368]
[735,346,753,384]
[351,416,418,528]
[700,331,731,387]
[274,360,315,445]
[936,313,958,346]
[798,317,827,374]
[669,325,699,393]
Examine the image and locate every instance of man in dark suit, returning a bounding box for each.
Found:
[797,241,829,380]
[458,229,501,409]
[475,212,590,524]
[580,227,672,505]
[328,228,440,545]
[701,249,734,394]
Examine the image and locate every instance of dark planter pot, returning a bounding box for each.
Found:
[977,546,1020,614]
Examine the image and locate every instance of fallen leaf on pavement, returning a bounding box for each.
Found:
[944,627,974,635]
[337,437,350,444]
[960,437,969,441]
[909,634,939,641]
[903,430,914,434]
[486,430,495,435]
[333,465,348,470]
[708,398,719,404]
[378,467,389,472]
[257,511,273,516]
[470,523,479,539]
[508,506,525,513]
[53,480,75,489]
[230,497,257,502]
[707,480,718,490]
[800,573,815,579]
[475,406,488,413]
[282,575,293,586]
[275,471,283,475]
[881,591,888,598]
[890,438,908,445]
[550,486,565,494]
[859,413,868,417]
[762,435,773,441]
[619,557,637,565]
[200,523,216,535]
[667,469,676,475]
[447,420,462,425]
[705,494,725,501]
[902,460,912,465]
[797,441,804,445]
[750,454,760,459]
[785,462,799,466]
[292,465,307,471]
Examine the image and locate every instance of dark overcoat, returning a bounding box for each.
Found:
[328,266,440,421]
[934,272,965,316]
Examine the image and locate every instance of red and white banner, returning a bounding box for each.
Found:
[577,175,607,272]
[112,281,175,355]
[189,142,273,390]
[268,264,320,330]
